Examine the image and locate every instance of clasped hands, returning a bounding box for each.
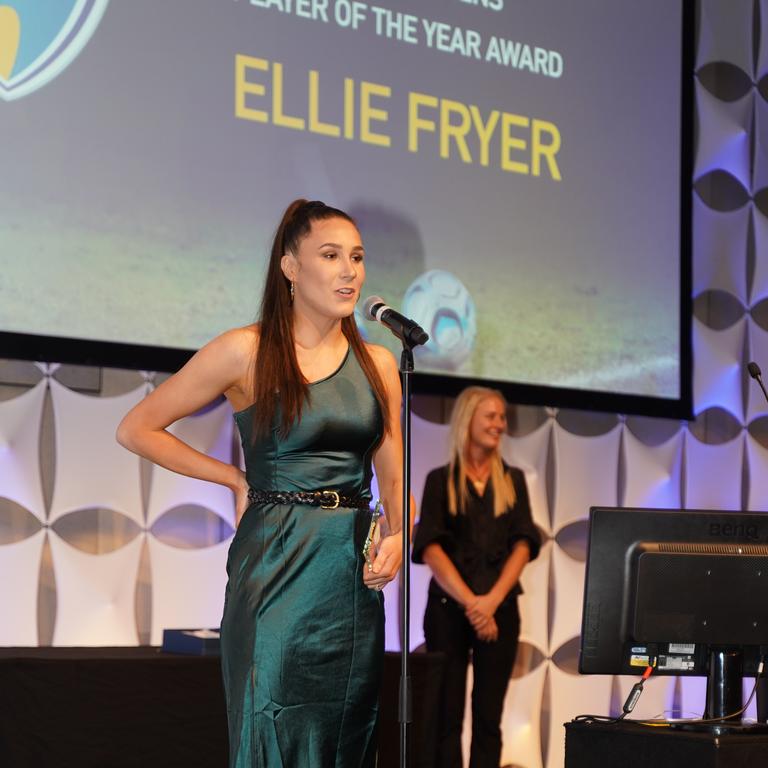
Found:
[465,593,501,642]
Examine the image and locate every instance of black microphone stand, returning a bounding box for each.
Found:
[747,360,768,723]
[399,343,414,768]
[364,295,426,767]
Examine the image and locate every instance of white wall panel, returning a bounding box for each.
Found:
[546,665,612,768]
[622,428,683,509]
[684,432,744,511]
[752,206,768,305]
[409,414,451,651]
[745,435,768,511]
[549,545,584,657]
[698,0,754,74]
[753,97,768,193]
[49,380,144,524]
[408,562,430,652]
[148,536,232,645]
[505,421,552,533]
[747,320,768,422]
[0,380,46,521]
[692,317,745,421]
[50,531,143,646]
[694,83,752,190]
[758,0,768,78]
[692,197,749,302]
[411,414,449,508]
[552,424,620,532]
[0,530,44,645]
[382,574,401,652]
[500,663,548,768]
[518,540,551,654]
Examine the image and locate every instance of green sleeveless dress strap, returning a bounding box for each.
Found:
[220,347,385,767]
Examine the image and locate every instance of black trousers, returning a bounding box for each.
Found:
[424,592,520,768]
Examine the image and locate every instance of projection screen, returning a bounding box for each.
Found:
[0,0,692,416]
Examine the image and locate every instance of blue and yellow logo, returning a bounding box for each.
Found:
[0,0,109,101]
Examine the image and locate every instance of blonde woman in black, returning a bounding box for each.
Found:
[412,386,540,768]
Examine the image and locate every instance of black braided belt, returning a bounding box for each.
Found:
[247,488,370,510]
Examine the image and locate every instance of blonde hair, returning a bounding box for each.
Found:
[446,386,517,517]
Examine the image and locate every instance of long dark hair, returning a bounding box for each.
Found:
[251,199,391,438]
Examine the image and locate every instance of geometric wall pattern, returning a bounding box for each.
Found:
[0,367,235,650]
[1,2,767,766]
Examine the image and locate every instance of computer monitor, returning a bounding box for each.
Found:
[579,507,768,720]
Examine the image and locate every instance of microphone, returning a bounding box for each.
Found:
[748,361,768,405]
[362,295,429,348]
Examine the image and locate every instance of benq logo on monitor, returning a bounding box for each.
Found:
[708,522,759,541]
[0,1,109,102]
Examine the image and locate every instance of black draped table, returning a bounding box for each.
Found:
[0,647,444,768]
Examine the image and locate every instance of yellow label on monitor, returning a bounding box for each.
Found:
[630,654,650,667]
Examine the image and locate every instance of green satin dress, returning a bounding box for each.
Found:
[221,348,385,768]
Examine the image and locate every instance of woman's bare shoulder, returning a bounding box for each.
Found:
[364,342,398,372]
[209,323,259,363]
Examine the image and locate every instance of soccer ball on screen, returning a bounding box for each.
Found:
[402,269,477,371]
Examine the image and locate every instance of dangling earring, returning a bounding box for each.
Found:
[290,281,295,303]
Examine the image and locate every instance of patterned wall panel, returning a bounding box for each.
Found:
[746,318,768,420]
[49,380,145,525]
[549,545,585,658]
[751,207,768,304]
[684,430,744,510]
[551,424,621,532]
[692,198,748,301]
[378,571,400,652]
[697,0,753,73]
[408,413,450,651]
[410,413,450,508]
[0,380,46,521]
[692,317,746,419]
[50,532,144,646]
[517,540,551,655]
[545,666,612,768]
[0,529,45,646]
[745,434,768,510]
[754,97,768,192]
[499,664,548,768]
[694,83,753,189]
[148,536,232,646]
[758,0,768,78]
[504,422,552,534]
[622,428,684,509]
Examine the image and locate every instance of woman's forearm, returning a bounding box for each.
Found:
[422,542,475,607]
[488,539,531,607]
[118,423,243,492]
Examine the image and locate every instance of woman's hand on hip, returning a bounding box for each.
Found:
[232,470,249,527]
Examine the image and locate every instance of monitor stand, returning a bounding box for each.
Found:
[669,648,768,735]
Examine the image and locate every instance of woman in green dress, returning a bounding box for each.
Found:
[117,199,404,767]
